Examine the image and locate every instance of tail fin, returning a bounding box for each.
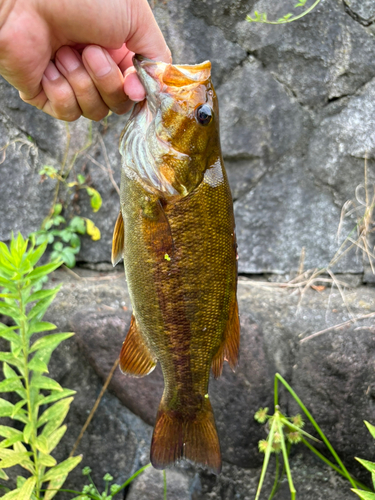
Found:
[150,397,221,474]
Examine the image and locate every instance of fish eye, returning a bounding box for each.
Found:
[196,104,213,126]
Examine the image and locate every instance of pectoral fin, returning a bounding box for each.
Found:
[143,200,174,260]
[119,315,157,377]
[211,301,240,378]
[112,211,124,266]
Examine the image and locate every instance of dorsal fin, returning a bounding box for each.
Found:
[119,315,157,377]
[112,211,124,266]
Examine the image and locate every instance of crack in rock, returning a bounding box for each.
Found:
[343,0,375,26]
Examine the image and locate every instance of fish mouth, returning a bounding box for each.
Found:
[133,54,212,94]
[133,54,161,103]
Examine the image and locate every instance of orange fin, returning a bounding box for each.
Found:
[119,315,157,377]
[151,396,221,474]
[112,211,124,266]
[211,301,240,378]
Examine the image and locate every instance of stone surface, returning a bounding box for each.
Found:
[343,0,375,25]
[127,466,191,500]
[2,2,375,495]
[234,157,363,274]
[45,270,375,477]
[2,0,375,274]
[127,451,357,500]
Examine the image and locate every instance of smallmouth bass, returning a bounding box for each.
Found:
[112,55,239,474]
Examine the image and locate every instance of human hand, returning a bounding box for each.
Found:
[0,0,171,121]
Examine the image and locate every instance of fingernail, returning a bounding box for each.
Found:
[57,49,80,73]
[84,46,112,77]
[44,61,60,81]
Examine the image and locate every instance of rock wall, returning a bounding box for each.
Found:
[1,0,375,498]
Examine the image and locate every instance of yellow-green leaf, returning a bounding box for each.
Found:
[0,488,22,500]
[85,218,101,241]
[42,455,82,484]
[38,452,57,467]
[0,468,8,480]
[18,476,36,500]
[35,435,49,454]
[86,187,102,212]
[46,425,67,454]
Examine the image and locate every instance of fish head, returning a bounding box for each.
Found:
[120,55,221,198]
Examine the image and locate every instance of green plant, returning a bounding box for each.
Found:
[255,373,370,500]
[0,233,81,499]
[352,421,375,500]
[34,163,102,268]
[56,464,152,499]
[247,0,322,24]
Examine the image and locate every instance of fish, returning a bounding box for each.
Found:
[112,54,239,474]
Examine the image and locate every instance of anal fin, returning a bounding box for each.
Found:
[120,315,157,377]
[211,300,240,378]
[112,211,124,267]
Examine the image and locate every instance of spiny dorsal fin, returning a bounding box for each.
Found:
[119,315,157,377]
[112,211,124,267]
[211,300,240,378]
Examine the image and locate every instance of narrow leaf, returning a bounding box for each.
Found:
[46,425,67,454]
[31,375,63,392]
[0,434,24,449]
[27,261,62,282]
[0,377,24,393]
[355,457,375,474]
[0,426,23,439]
[30,332,74,353]
[23,422,33,444]
[0,399,14,417]
[0,468,9,480]
[18,476,36,500]
[38,452,57,467]
[26,287,59,305]
[42,455,82,483]
[351,490,375,500]
[35,435,49,454]
[0,451,32,469]
[365,421,375,440]
[0,488,22,500]
[27,321,57,336]
[27,294,59,321]
[38,397,73,429]
[37,389,76,406]
[28,357,49,373]
[26,242,48,268]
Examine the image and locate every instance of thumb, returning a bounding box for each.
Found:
[125,0,171,63]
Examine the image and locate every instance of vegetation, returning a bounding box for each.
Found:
[247,0,323,25]
[254,374,371,500]
[0,234,81,499]
[31,123,102,269]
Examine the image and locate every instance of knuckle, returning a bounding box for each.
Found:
[85,108,109,122]
[54,106,82,122]
[73,76,95,98]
